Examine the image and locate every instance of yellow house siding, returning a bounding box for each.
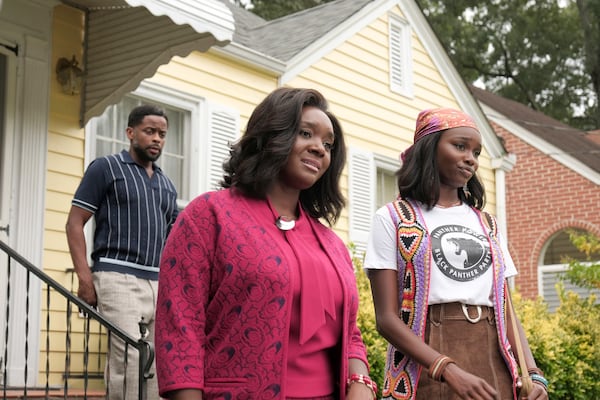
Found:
[41,4,100,387]
[286,7,498,241]
[152,51,278,122]
[46,2,85,271]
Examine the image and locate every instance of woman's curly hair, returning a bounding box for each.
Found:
[221,87,346,226]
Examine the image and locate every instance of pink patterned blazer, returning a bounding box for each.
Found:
[155,188,368,399]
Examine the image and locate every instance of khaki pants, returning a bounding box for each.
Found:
[94,271,159,400]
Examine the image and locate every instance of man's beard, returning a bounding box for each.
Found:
[133,143,161,162]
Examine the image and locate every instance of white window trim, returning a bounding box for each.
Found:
[374,153,400,208]
[375,153,400,174]
[85,80,204,206]
[389,15,414,98]
[538,262,598,298]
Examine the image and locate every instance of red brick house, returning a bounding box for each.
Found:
[470,86,600,310]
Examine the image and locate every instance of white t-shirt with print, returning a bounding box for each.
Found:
[364,202,517,307]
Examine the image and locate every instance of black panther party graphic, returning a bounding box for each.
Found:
[430,224,492,281]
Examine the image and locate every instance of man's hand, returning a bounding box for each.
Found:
[77,271,97,306]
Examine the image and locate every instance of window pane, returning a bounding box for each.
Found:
[540,228,599,311]
[376,169,397,208]
[95,138,114,158]
[118,97,139,136]
[543,230,588,265]
[94,107,115,141]
[154,105,185,198]
[161,155,183,195]
[163,109,182,155]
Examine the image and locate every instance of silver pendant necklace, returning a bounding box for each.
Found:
[275,216,295,231]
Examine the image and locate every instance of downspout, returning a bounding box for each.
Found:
[492,153,517,287]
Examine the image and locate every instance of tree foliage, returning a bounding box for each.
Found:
[563,230,600,290]
[416,0,599,130]
[230,0,335,21]
[576,0,600,128]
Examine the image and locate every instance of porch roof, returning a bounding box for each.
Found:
[62,0,234,125]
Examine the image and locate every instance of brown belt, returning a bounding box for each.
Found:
[428,302,495,324]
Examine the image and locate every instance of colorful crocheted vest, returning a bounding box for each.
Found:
[382,198,519,400]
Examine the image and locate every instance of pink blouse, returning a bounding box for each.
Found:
[276,206,344,397]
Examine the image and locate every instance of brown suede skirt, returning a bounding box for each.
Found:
[416,302,515,400]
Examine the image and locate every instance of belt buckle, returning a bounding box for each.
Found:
[461,304,482,323]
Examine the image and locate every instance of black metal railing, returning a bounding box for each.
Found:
[0,240,153,400]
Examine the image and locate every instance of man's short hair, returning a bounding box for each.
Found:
[127,104,169,128]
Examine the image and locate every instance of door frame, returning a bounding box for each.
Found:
[0,46,16,242]
[0,41,18,385]
[0,0,54,386]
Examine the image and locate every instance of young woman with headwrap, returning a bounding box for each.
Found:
[363,108,548,400]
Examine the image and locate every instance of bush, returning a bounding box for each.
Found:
[350,244,387,390]
[514,286,600,399]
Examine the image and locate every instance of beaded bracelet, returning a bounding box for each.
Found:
[428,355,456,382]
[528,367,544,376]
[347,373,377,399]
[530,373,549,391]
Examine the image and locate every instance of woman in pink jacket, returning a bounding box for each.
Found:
[155,88,375,400]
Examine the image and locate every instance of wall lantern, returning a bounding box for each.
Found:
[56,55,84,95]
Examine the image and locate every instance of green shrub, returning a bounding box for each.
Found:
[350,244,387,390]
[514,286,600,399]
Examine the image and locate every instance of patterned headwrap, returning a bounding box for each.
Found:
[401,107,479,161]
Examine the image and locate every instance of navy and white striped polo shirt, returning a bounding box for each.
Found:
[72,150,179,280]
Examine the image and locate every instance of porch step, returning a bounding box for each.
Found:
[1,388,106,399]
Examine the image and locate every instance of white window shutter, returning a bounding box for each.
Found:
[207,104,239,191]
[348,147,376,258]
[389,22,404,89]
[389,16,413,97]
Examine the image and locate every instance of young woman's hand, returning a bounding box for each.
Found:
[442,363,498,400]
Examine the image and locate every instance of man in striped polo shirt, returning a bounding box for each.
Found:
[66,104,179,400]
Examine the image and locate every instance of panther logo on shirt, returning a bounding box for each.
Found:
[430,224,492,282]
